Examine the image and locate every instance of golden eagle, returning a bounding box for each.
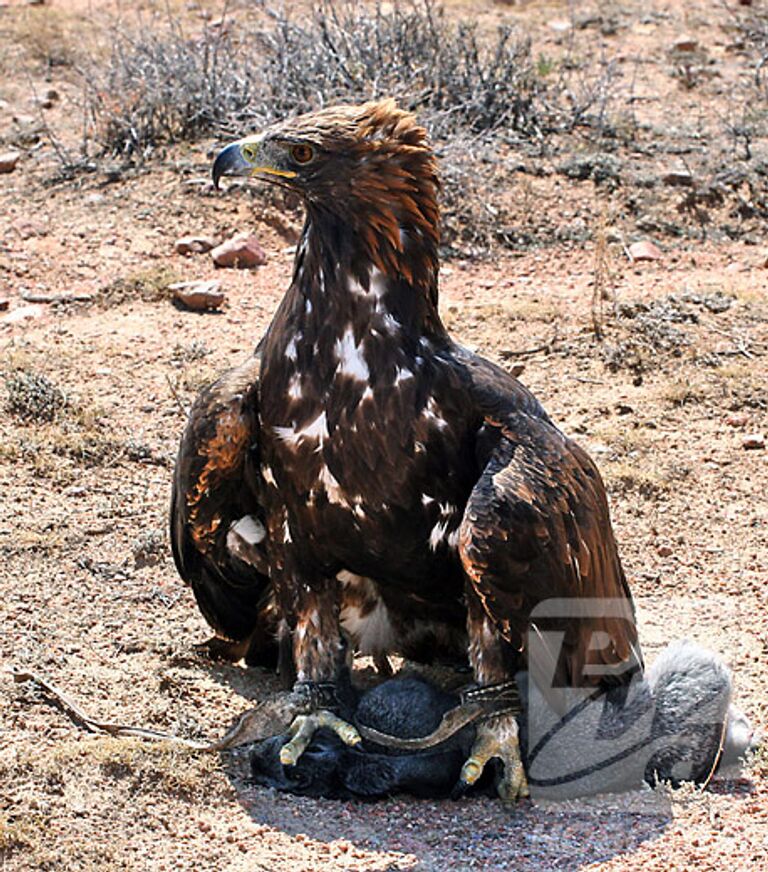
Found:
[171,99,642,801]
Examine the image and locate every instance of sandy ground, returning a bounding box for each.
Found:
[1,0,767,870]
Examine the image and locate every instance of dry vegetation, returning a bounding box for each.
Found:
[1,0,767,870]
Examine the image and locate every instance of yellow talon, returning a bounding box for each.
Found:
[458,713,530,802]
[461,759,483,784]
[279,710,361,767]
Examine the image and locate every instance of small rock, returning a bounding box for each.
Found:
[211,234,267,268]
[656,545,674,558]
[662,170,694,187]
[628,240,663,262]
[175,235,219,255]
[170,280,226,311]
[0,299,8,311]
[672,36,698,52]
[742,433,765,450]
[0,151,21,174]
[726,413,749,428]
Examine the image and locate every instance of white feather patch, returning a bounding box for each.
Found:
[228,515,266,545]
[287,373,303,400]
[285,336,299,361]
[262,466,277,487]
[334,326,369,382]
[340,600,396,655]
[273,410,328,449]
[317,463,346,504]
[429,519,450,550]
[369,268,388,298]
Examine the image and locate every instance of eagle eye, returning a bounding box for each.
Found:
[290,144,315,165]
[242,143,259,162]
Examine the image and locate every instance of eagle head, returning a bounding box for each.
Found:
[213,100,440,285]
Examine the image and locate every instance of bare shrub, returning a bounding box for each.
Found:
[252,1,542,140]
[722,4,768,160]
[84,1,615,157]
[84,20,250,160]
[4,370,68,423]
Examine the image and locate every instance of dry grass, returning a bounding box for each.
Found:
[602,459,672,497]
[49,737,221,798]
[716,362,767,411]
[98,266,181,307]
[657,379,710,408]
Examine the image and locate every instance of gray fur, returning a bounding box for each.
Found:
[521,640,741,800]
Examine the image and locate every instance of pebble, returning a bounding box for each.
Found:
[726,413,749,428]
[657,544,674,558]
[0,151,21,173]
[0,298,8,312]
[174,235,219,255]
[628,240,663,262]
[211,233,267,268]
[672,36,698,52]
[662,170,694,187]
[170,279,225,311]
[742,433,765,450]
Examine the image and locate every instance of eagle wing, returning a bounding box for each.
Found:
[170,355,276,659]
[458,353,642,689]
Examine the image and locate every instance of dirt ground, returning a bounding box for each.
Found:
[1,0,767,870]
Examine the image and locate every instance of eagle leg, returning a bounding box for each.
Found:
[453,595,530,801]
[457,713,529,802]
[278,575,360,765]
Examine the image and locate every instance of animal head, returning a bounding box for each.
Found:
[213,99,440,286]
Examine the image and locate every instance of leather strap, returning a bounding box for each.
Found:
[293,680,339,712]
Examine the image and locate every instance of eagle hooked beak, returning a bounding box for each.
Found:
[212,136,298,189]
